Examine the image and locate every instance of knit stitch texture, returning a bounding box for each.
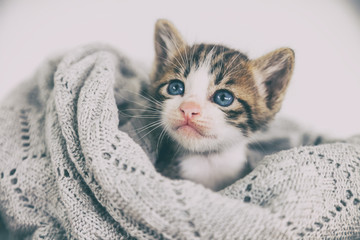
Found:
[0,44,359,239]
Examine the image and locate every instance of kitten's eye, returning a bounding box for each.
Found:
[213,90,234,107]
[167,79,185,95]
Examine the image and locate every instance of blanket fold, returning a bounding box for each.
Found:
[0,44,359,239]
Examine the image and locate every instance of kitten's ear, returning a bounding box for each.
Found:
[251,48,295,113]
[154,19,186,66]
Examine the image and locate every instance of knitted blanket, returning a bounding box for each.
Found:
[0,45,359,239]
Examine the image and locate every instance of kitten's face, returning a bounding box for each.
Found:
[151,19,295,153]
[155,45,256,152]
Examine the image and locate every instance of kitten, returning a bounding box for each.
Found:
[147,19,295,191]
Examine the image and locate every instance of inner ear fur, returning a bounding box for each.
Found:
[154,19,187,71]
[250,48,295,115]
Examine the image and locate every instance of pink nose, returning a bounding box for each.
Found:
[180,101,201,120]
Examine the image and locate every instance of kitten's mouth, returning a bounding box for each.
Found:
[175,124,215,139]
[176,125,203,138]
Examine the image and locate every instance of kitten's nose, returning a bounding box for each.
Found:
[180,101,201,120]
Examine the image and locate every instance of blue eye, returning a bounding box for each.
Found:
[213,90,234,107]
[167,80,185,95]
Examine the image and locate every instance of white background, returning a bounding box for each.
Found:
[0,0,359,138]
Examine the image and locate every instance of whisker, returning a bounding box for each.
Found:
[122,88,163,109]
[140,91,164,108]
[122,115,160,119]
[138,123,164,141]
[156,41,186,72]
[219,47,226,79]
[157,55,185,72]
[168,36,187,72]
[156,128,168,154]
[224,53,242,76]
[116,92,162,115]
[247,134,266,154]
[132,120,163,134]
[170,142,182,164]
[118,110,161,120]
[183,46,190,74]
[117,94,152,110]
[189,45,196,72]
[121,108,161,113]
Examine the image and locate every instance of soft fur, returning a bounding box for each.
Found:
[149,19,295,190]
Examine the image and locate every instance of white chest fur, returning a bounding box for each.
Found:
[178,142,248,191]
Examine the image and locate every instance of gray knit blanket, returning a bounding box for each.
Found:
[0,45,359,239]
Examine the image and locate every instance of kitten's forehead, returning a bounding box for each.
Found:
[185,49,214,100]
[188,44,248,74]
[183,44,249,98]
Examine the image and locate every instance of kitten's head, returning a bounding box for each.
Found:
[150,19,295,153]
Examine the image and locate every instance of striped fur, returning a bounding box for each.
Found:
[152,31,294,135]
[150,19,295,190]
